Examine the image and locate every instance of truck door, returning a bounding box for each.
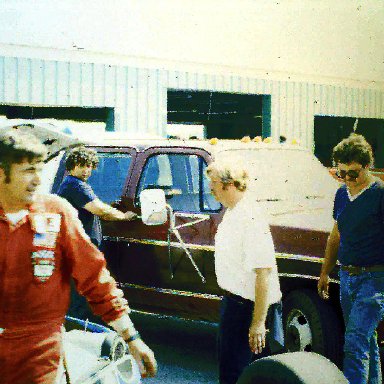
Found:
[84,147,136,276]
[112,147,223,297]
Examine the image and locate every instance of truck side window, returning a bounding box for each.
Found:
[200,161,221,211]
[88,153,132,204]
[137,154,221,213]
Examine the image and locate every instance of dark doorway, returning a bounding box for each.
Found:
[0,105,115,131]
[167,90,270,139]
[314,116,384,168]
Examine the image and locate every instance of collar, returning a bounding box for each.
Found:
[347,180,376,202]
[67,174,83,182]
[0,204,30,229]
[0,197,43,224]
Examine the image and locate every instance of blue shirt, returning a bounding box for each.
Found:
[57,175,102,246]
[333,180,384,266]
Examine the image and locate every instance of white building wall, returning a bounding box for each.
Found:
[1,55,384,151]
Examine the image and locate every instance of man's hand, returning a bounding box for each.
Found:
[124,211,137,221]
[318,221,339,301]
[318,273,330,300]
[127,338,157,378]
[249,321,267,354]
[85,199,138,221]
[111,296,129,311]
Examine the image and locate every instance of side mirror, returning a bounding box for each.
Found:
[139,189,168,225]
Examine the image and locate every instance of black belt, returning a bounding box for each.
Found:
[223,291,252,305]
[341,265,384,275]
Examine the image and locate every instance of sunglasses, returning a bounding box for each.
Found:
[336,168,363,180]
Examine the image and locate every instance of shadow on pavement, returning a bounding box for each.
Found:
[131,311,218,384]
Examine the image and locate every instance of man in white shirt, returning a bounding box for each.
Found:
[207,160,284,384]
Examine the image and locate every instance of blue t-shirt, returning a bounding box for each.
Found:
[57,175,102,246]
[333,180,384,266]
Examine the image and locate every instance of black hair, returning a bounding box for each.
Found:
[65,146,99,171]
[332,133,373,167]
[0,129,47,182]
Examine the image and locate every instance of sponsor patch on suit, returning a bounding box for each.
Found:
[31,250,55,282]
[33,232,58,248]
[31,213,61,233]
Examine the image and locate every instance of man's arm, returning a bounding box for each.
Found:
[249,267,272,354]
[84,198,137,221]
[318,221,340,300]
[59,198,156,377]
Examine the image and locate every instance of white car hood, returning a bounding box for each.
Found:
[259,198,334,233]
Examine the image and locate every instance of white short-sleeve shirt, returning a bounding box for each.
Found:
[214,195,282,304]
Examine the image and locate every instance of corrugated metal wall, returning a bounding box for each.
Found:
[1,55,383,150]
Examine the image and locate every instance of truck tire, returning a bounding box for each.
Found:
[283,289,343,367]
[237,351,347,384]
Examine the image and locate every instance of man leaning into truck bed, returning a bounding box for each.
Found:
[57,145,137,323]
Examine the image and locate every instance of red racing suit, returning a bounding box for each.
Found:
[0,194,128,384]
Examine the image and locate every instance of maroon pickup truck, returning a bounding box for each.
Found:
[49,138,379,367]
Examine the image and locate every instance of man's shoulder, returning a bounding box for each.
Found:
[34,194,78,216]
[60,175,87,189]
[335,184,348,199]
[58,176,75,193]
[239,197,270,228]
[241,196,266,216]
[59,176,95,197]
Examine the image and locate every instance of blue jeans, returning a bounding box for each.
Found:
[218,295,284,384]
[340,270,384,384]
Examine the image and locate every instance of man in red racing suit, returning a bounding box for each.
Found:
[0,127,157,384]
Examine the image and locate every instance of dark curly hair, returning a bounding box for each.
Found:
[0,129,47,182]
[65,146,99,171]
[332,133,373,168]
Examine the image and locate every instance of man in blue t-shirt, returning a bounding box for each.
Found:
[318,134,384,384]
[57,146,137,322]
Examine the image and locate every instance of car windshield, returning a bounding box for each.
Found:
[215,147,338,202]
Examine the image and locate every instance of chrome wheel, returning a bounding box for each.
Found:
[285,308,313,352]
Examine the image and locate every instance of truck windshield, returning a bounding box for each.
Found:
[88,153,132,204]
[215,147,338,202]
[37,151,65,194]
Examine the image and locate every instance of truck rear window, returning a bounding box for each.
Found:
[88,153,132,204]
